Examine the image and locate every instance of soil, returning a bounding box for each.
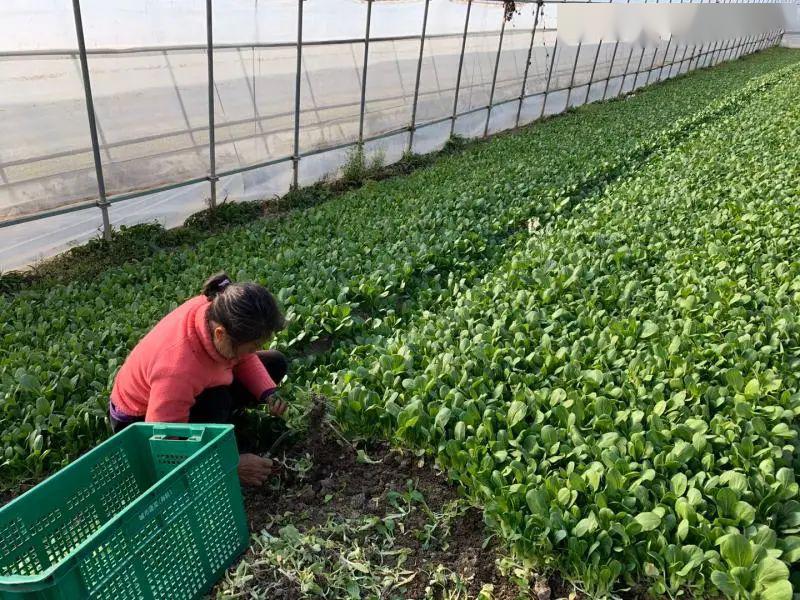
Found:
[0,400,561,599]
[230,399,545,599]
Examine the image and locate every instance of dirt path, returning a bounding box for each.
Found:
[215,418,553,599]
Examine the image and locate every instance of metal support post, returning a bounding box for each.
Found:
[515,0,543,128]
[691,43,705,71]
[540,37,559,118]
[206,0,217,208]
[723,38,734,63]
[292,0,303,189]
[728,38,742,60]
[670,44,687,78]
[661,40,679,81]
[681,44,695,74]
[618,45,635,96]
[586,38,603,102]
[736,35,748,59]
[720,39,730,63]
[644,37,662,85]
[450,0,473,137]
[707,40,719,66]
[564,41,582,109]
[484,14,507,137]
[71,0,111,240]
[656,35,672,82]
[716,39,726,64]
[601,40,619,101]
[632,45,646,89]
[408,0,431,152]
[706,41,718,67]
[749,33,760,54]
[358,0,373,146]
[737,35,749,59]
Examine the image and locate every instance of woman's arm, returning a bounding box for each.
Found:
[233,354,277,403]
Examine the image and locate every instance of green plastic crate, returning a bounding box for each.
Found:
[0,423,249,599]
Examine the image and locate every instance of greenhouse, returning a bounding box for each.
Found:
[2,0,800,598]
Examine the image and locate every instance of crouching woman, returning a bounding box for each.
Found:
[109,272,288,487]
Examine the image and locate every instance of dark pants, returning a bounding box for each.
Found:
[111,350,288,452]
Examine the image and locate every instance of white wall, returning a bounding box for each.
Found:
[559,3,788,45]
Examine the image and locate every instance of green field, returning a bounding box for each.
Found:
[3,48,800,597]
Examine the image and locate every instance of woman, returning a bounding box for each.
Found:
[109,272,288,486]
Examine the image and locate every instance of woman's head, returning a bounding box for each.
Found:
[202,272,285,359]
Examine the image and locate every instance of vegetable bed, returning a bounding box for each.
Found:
[2,47,800,598]
[333,59,800,596]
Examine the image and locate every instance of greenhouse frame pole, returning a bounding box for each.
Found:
[484,14,507,137]
[206,0,217,208]
[745,34,756,55]
[704,40,716,67]
[733,36,744,59]
[515,0,543,128]
[679,44,694,75]
[661,40,679,82]
[540,37,559,119]
[669,44,687,79]
[705,41,717,68]
[644,37,662,85]
[706,39,729,67]
[617,45,635,97]
[408,0,431,152]
[655,35,672,83]
[601,40,619,101]
[292,0,303,189]
[686,44,698,72]
[733,35,750,59]
[632,45,646,90]
[711,39,734,66]
[729,37,742,61]
[691,43,705,71]
[734,36,746,59]
[717,39,727,64]
[716,39,727,65]
[740,36,751,58]
[698,42,709,68]
[564,41,582,109]
[71,0,111,240]
[358,0,373,147]
[587,39,603,102]
[451,0,473,137]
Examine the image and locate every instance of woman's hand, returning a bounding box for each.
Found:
[269,397,288,417]
[238,453,275,486]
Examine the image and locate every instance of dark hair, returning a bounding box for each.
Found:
[202,272,286,344]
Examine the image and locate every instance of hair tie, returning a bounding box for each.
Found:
[219,278,231,291]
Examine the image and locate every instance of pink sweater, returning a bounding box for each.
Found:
[111,295,276,423]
